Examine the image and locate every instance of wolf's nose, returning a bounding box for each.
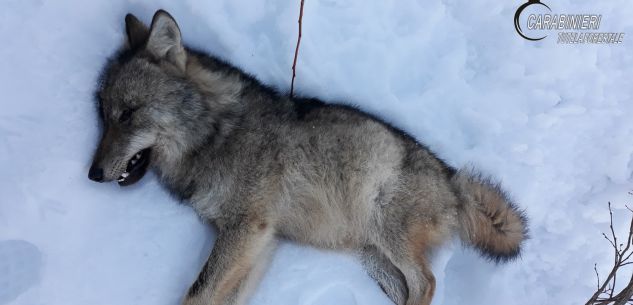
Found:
[88,166,104,182]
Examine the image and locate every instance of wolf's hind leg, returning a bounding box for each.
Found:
[359,245,408,305]
[414,255,436,305]
[375,223,440,305]
[182,216,277,305]
[383,252,435,305]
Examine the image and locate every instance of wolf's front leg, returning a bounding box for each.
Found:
[182,216,277,305]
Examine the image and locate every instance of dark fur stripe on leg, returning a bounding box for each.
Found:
[188,260,210,297]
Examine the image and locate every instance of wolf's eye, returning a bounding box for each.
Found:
[119,109,134,123]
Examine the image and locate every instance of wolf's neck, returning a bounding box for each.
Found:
[150,53,248,203]
[153,51,285,207]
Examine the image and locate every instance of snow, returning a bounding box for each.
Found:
[1,0,632,304]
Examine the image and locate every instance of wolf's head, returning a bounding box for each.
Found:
[89,10,225,186]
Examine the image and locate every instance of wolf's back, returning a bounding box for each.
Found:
[451,169,528,262]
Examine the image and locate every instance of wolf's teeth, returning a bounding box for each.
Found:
[121,172,129,178]
[136,153,141,158]
[131,159,137,165]
[118,178,125,182]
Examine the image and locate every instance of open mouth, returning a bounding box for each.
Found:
[117,148,151,186]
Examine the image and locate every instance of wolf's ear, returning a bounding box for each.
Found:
[146,10,186,72]
[125,14,149,49]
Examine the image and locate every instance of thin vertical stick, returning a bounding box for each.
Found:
[290,0,305,98]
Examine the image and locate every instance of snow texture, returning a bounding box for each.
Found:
[1,0,633,304]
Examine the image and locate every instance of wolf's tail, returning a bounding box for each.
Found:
[451,169,528,263]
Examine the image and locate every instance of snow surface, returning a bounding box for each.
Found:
[1,0,633,304]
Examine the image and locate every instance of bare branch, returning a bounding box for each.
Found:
[596,264,602,289]
[587,199,633,305]
[609,203,620,262]
[290,0,305,98]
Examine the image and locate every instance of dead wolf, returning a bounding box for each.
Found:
[88,10,528,305]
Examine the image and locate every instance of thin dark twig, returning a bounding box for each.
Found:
[290,0,305,98]
[605,232,618,249]
[609,203,620,261]
[596,263,602,289]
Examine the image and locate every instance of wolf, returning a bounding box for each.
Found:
[88,10,528,305]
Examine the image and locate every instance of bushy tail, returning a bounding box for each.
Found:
[451,169,528,263]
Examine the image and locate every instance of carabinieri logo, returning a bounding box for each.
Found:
[513,0,625,44]
[514,0,551,41]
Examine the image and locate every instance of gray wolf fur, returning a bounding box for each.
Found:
[88,10,528,305]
